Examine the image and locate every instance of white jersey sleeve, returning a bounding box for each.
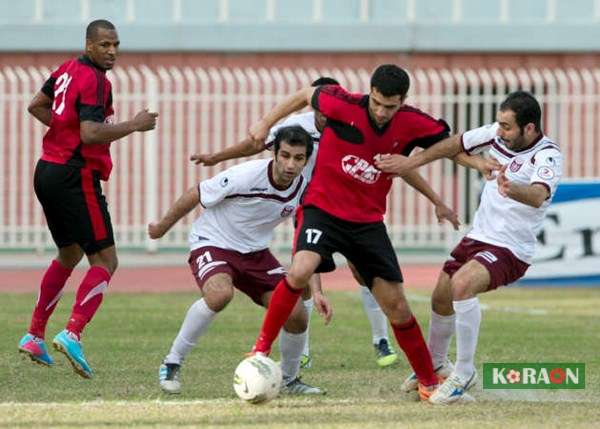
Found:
[199,169,238,208]
[461,123,499,155]
[530,148,562,199]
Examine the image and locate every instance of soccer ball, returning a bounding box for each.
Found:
[233,355,282,404]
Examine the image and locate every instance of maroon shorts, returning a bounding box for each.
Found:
[188,246,285,305]
[442,237,530,290]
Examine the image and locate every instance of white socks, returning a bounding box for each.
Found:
[360,286,389,344]
[279,329,307,381]
[453,297,481,380]
[165,298,217,365]
[428,310,456,367]
[301,298,313,356]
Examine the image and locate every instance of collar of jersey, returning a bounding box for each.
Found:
[78,55,107,73]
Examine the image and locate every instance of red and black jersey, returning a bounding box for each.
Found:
[40,56,115,180]
[305,85,450,223]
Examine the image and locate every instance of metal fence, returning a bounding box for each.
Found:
[1,66,599,253]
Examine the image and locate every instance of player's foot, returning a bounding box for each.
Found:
[428,371,478,405]
[52,330,93,379]
[374,338,398,367]
[159,362,181,394]
[300,354,312,369]
[417,382,438,401]
[281,377,326,395]
[18,333,54,366]
[401,358,454,392]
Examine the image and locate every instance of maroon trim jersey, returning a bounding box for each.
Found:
[305,85,450,223]
[40,56,115,180]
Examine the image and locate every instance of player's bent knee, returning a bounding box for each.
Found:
[284,307,308,334]
[450,274,475,301]
[203,278,234,312]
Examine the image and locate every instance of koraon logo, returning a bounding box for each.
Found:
[483,363,585,389]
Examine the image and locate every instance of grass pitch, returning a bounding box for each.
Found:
[1,287,599,428]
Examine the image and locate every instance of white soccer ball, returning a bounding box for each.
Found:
[233,355,282,404]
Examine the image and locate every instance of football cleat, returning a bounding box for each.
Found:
[374,338,398,367]
[159,362,182,394]
[18,333,54,366]
[417,382,438,401]
[401,358,454,392]
[300,354,312,369]
[281,377,326,395]
[428,371,478,405]
[52,330,93,379]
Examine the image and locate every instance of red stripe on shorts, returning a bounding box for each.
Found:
[81,169,107,241]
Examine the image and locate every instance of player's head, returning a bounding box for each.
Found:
[496,91,542,150]
[368,64,409,128]
[85,19,119,70]
[272,126,314,187]
[311,76,340,132]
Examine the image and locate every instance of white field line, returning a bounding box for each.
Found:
[406,293,549,316]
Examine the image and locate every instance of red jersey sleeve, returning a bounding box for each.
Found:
[399,106,450,155]
[78,70,108,123]
[40,64,68,99]
[311,85,364,121]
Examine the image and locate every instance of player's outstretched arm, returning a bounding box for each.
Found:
[249,87,315,141]
[402,170,460,230]
[190,137,264,166]
[375,134,463,176]
[496,165,549,208]
[148,185,200,239]
[80,108,159,145]
[453,153,501,180]
[27,91,53,126]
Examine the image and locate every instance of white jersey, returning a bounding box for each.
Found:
[265,111,320,182]
[461,123,562,263]
[189,158,308,253]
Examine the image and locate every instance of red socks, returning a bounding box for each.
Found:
[29,260,73,338]
[66,266,111,339]
[392,315,438,386]
[253,278,302,354]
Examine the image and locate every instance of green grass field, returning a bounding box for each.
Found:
[1,287,599,428]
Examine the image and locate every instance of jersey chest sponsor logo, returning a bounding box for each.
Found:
[280,205,295,217]
[509,157,524,172]
[341,155,381,184]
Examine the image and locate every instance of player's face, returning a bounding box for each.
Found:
[314,111,327,132]
[273,142,308,187]
[86,28,120,70]
[496,109,536,151]
[368,88,403,128]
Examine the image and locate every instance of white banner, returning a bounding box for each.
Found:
[520,181,600,286]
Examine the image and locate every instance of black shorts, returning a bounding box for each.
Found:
[34,159,115,255]
[294,205,403,288]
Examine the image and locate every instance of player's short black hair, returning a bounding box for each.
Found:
[273,125,314,160]
[370,64,410,98]
[500,90,542,132]
[86,19,116,40]
[311,77,340,87]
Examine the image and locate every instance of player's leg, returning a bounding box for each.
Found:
[160,270,234,394]
[299,274,320,369]
[400,270,455,393]
[19,161,84,366]
[52,168,116,378]
[349,262,397,367]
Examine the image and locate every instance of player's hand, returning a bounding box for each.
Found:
[190,153,218,166]
[374,153,413,176]
[248,120,270,142]
[496,164,510,197]
[147,221,166,239]
[478,157,502,180]
[134,109,159,131]
[435,203,460,230]
[313,291,333,325]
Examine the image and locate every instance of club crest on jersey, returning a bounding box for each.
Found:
[341,155,381,184]
[280,205,295,217]
[509,158,524,172]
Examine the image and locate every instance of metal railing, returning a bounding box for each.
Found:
[1,66,598,252]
